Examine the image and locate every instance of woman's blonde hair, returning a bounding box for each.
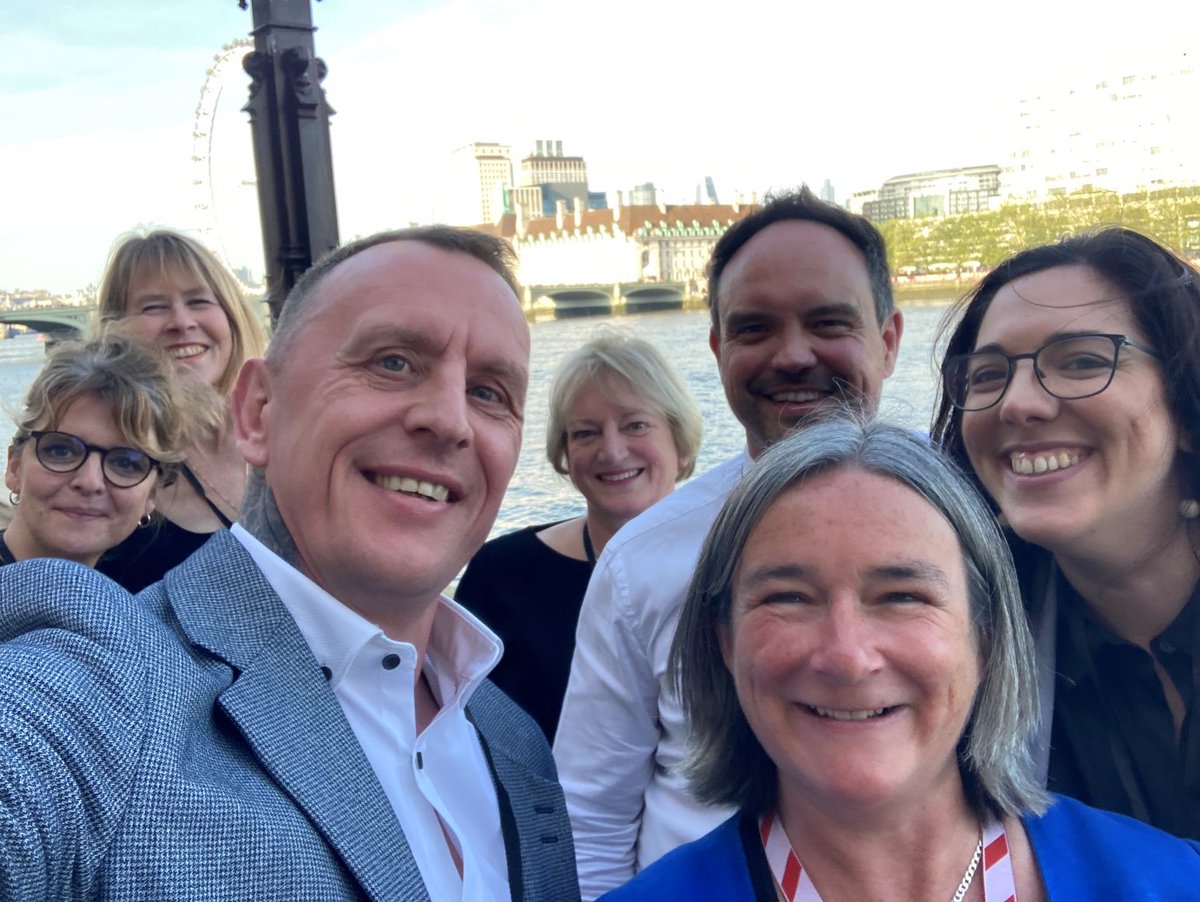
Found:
[96,229,268,397]
[546,329,702,482]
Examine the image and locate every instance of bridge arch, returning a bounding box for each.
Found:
[529,285,614,318]
[0,308,91,341]
[622,284,684,312]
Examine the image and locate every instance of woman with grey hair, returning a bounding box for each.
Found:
[603,417,1200,901]
[457,329,702,739]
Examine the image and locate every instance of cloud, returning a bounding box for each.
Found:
[4,0,1199,290]
[0,125,197,289]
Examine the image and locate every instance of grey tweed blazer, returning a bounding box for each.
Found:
[0,531,579,901]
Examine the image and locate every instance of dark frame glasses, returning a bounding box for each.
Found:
[22,430,161,488]
[942,333,1159,412]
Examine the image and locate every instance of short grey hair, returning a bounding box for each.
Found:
[546,328,703,481]
[670,414,1049,822]
[267,225,521,369]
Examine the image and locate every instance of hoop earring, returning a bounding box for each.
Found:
[137,514,153,529]
[1180,499,1200,520]
[7,491,17,506]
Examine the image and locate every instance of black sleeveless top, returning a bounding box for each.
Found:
[95,463,233,593]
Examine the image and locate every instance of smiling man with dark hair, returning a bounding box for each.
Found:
[553,187,903,899]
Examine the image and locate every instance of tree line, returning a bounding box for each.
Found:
[876,185,1200,276]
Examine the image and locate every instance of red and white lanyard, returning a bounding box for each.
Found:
[758,812,1017,902]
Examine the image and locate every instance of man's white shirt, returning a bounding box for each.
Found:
[233,524,510,902]
[553,452,749,900]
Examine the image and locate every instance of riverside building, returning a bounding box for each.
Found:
[848,165,1002,222]
[449,142,514,225]
[1004,54,1200,199]
[478,193,759,299]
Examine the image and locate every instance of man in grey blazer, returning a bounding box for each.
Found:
[0,227,579,900]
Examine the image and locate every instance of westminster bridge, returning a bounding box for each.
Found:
[524,282,686,318]
[0,306,92,341]
[1,283,689,345]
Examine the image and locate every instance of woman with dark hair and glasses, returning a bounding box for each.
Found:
[932,227,1200,840]
[3,335,188,568]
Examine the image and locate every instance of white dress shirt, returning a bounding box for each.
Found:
[232,525,510,902]
[553,452,748,900]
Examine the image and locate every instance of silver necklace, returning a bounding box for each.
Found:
[759,814,995,902]
[185,459,242,518]
[950,835,984,902]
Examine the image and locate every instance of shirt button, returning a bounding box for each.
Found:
[381,654,401,670]
[1158,640,1175,655]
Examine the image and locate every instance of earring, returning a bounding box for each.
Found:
[7,491,17,506]
[137,514,153,528]
[1180,499,1200,520]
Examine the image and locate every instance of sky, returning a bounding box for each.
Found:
[2,0,1197,292]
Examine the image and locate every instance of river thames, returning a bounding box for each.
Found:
[0,304,952,537]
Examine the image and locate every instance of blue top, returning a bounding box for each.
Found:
[601,795,1200,900]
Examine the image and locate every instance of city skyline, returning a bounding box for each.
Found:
[3,0,1197,292]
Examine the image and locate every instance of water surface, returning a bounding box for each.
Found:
[0,306,953,536]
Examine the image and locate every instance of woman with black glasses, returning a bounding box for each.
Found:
[932,227,1200,840]
[3,335,188,569]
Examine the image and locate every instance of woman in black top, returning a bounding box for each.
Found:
[932,227,1200,839]
[457,330,702,739]
[92,230,268,591]
[4,336,187,570]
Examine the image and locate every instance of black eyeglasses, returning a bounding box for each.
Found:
[22,431,160,488]
[942,333,1160,412]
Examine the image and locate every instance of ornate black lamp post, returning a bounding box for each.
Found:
[236,0,339,324]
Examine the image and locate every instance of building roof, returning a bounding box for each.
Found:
[468,203,760,241]
[880,164,1002,186]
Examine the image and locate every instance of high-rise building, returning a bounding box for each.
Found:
[450,142,513,225]
[820,178,836,204]
[508,185,544,221]
[629,182,657,205]
[519,139,589,216]
[1004,55,1200,199]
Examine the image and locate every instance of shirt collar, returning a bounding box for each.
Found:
[230,524,502,708]
[1057,570,1199,684]
[740,446,754,472]
[1163,585,1200,653]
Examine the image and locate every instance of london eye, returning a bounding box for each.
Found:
[191,38,260,287]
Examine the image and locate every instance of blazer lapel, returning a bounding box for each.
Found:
[468,684,577,901]
[168,533,425,901]
[478,745,571,899]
